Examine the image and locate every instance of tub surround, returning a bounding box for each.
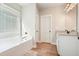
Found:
[0,34,33,56]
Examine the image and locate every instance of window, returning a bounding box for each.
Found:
[0,4,20,39]
[0,7,17,32]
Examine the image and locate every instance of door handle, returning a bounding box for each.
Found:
[36,30,39,32]
[78,37,79,40]
[25,32,28,34]
[49,30,51,32]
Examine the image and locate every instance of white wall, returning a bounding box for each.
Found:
[22,3,37,47]
[35,5,40,42]
[39,6,65,43]
[39,6,65,31]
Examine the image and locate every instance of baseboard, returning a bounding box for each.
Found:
[33,45,36,48]
[36,41,56,45]
[51,42,56,45]
[33,43,37,48]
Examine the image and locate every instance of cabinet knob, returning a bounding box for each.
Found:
[78,37,79,40]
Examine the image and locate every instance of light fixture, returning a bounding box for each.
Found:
[64,3,70,12]
[64,3,77,13]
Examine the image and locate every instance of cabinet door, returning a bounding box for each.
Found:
[77,37,79,55]
[77,4,79,56]
[58,36,77,56]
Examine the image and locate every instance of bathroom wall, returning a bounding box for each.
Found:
[65,6,76,31]
[39,6,65,43]
[35,5,40,42]
[39,6,65,31]
[22,3,37,47]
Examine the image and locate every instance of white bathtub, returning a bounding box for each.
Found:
[0,34,34,56]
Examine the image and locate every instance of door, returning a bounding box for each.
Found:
[40,15,52,43]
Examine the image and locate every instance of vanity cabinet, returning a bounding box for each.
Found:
[77,38,79,56]
[77,4,79,56]
[57,35,78,56]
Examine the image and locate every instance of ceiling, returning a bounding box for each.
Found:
[19,3,65,10]
[37,3,65,10]
[19,3,31,7]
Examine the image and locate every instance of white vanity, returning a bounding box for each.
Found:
[56,31,79,56]
[56,3,79,56]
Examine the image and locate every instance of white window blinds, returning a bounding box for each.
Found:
[0,4,20,38]
[0,8,17,32]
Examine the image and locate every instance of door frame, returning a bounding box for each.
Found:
[39,15,53,43]
[35,14,40,42]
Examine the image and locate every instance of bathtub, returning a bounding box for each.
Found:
[0,34,34,56]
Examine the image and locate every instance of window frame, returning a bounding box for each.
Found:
[0,4,21,39]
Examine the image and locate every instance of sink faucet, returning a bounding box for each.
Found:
[65,30,70,34]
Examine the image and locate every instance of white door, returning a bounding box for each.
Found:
[40,15,52,43]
